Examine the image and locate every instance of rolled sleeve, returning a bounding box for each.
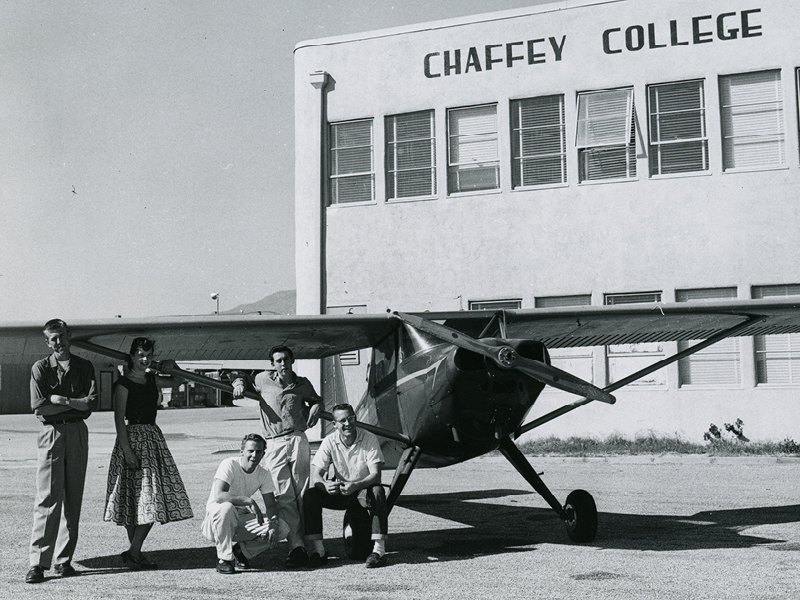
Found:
[29,362,51,412]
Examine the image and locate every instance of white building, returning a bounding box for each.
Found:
[294,0,800,442]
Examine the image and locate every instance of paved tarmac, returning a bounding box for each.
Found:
[2,405,800,600]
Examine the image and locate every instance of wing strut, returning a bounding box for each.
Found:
[515,314,763,437]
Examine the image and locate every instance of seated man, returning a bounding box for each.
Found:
[303,403,388,568]
[202,433,289,574]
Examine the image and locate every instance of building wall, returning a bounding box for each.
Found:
[295,0,800,442]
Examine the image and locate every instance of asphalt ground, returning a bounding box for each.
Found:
[2,405,800,600]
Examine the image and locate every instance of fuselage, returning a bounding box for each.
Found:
[355,326,549,469]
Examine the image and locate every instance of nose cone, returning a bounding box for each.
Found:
[446,340,549,442]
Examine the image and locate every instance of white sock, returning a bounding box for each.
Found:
[311,539,325,556]
[372,539,385,556]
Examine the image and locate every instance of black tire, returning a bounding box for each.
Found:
[342,506,372,560]
[564,489,598,543]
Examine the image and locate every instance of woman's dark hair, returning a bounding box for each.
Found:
[127,337,155,368]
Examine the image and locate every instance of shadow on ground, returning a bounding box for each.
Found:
[77,489,800,570]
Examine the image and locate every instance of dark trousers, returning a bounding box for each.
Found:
[303,484,388,539]
[29,420,89,568]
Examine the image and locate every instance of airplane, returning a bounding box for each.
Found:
[3,297,800,557]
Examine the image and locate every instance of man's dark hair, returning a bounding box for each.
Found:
[331,403,355,417]
[43,319,69,335]
[241,433,267,451]
[126,337,155,368]
[269,345,294,362]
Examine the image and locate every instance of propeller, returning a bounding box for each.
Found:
[393,311,615,405]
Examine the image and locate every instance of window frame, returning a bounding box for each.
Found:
[576,88,638,183]
[385,110,437,201]
[447,104,501,195]
[719,69,786,172]
[510,94,567,188]
[753,284,800,386]
[604,291,666,388]
[647,79,709,177]
[329,118,375,206]
[676,287,741,388]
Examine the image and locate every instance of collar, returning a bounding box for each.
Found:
[271,370,299,388]
[47,354,72,369]
[336,428,362,449]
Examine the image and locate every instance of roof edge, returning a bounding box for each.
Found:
[294,0,627,53]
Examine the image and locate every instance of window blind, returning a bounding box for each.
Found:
[753,284,800,384]
[648,80,708,175]
[720,70,785,170]
[577,89,637,181]
[511,95,566,187]
[330,120,374,204]
[386,110,436,200]
[676,288,740,387]
[447,105,500,193]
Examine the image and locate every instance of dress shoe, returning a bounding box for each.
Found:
[308,551,328,568]
[25,565,45,584]
[216,559,236,574]
[365,552,388,568]
[232,544,250,570]
[136,553,158,570]
[54,562,76,577]
[121,550,141,571]
[285,546,309,568]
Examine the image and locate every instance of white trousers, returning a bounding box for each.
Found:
[201,502,288,561]
[263,431,310,550]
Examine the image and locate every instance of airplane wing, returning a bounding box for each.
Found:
[2,298,800,363]
[0,314,396,363]
[437,297,800,348]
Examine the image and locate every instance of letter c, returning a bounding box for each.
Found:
[603,28,622,54]
[424,52,441,78]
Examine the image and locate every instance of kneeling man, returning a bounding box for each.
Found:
[303,403,388,568]
[202,433,289,574]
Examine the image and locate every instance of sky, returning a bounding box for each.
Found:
[0,0,552,322]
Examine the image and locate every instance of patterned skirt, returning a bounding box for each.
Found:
[104,424,193,526]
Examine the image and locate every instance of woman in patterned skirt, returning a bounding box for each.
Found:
[104,337,193,569]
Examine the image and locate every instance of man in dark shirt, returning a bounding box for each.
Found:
[26,319,97,584]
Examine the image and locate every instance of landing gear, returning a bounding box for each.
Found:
[498,437,598,543]
[564,489,598,542]
[342,506,372,560]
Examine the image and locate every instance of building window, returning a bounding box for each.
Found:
[605,292,665,387]
[753,284,800,385]
[720,70,785,170]
[576,88,637,182]
[469,299,522,311]
[447,104,499,193]
[511,95,566,187]
[386,110,436,200]
[676,288,741,387]
[648,80,708,176]
[330,119,374,204]
[536,295,593,388]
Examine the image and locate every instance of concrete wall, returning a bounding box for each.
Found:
[295,0,800,442]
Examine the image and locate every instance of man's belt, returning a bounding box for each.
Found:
[46,417,85,425]
[264,429,295,440]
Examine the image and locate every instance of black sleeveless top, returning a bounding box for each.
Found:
[117,373,159,425]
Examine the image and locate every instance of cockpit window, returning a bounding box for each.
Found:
[399,323,440,360]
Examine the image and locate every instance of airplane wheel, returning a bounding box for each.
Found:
[342,507,372,560]
[564,489,597,543]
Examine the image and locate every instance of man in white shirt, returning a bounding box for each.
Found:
[202,433,289,574]
[303,403,389,568]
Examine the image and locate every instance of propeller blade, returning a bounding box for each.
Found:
[512,355,615,404]
[393,311,615,404]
